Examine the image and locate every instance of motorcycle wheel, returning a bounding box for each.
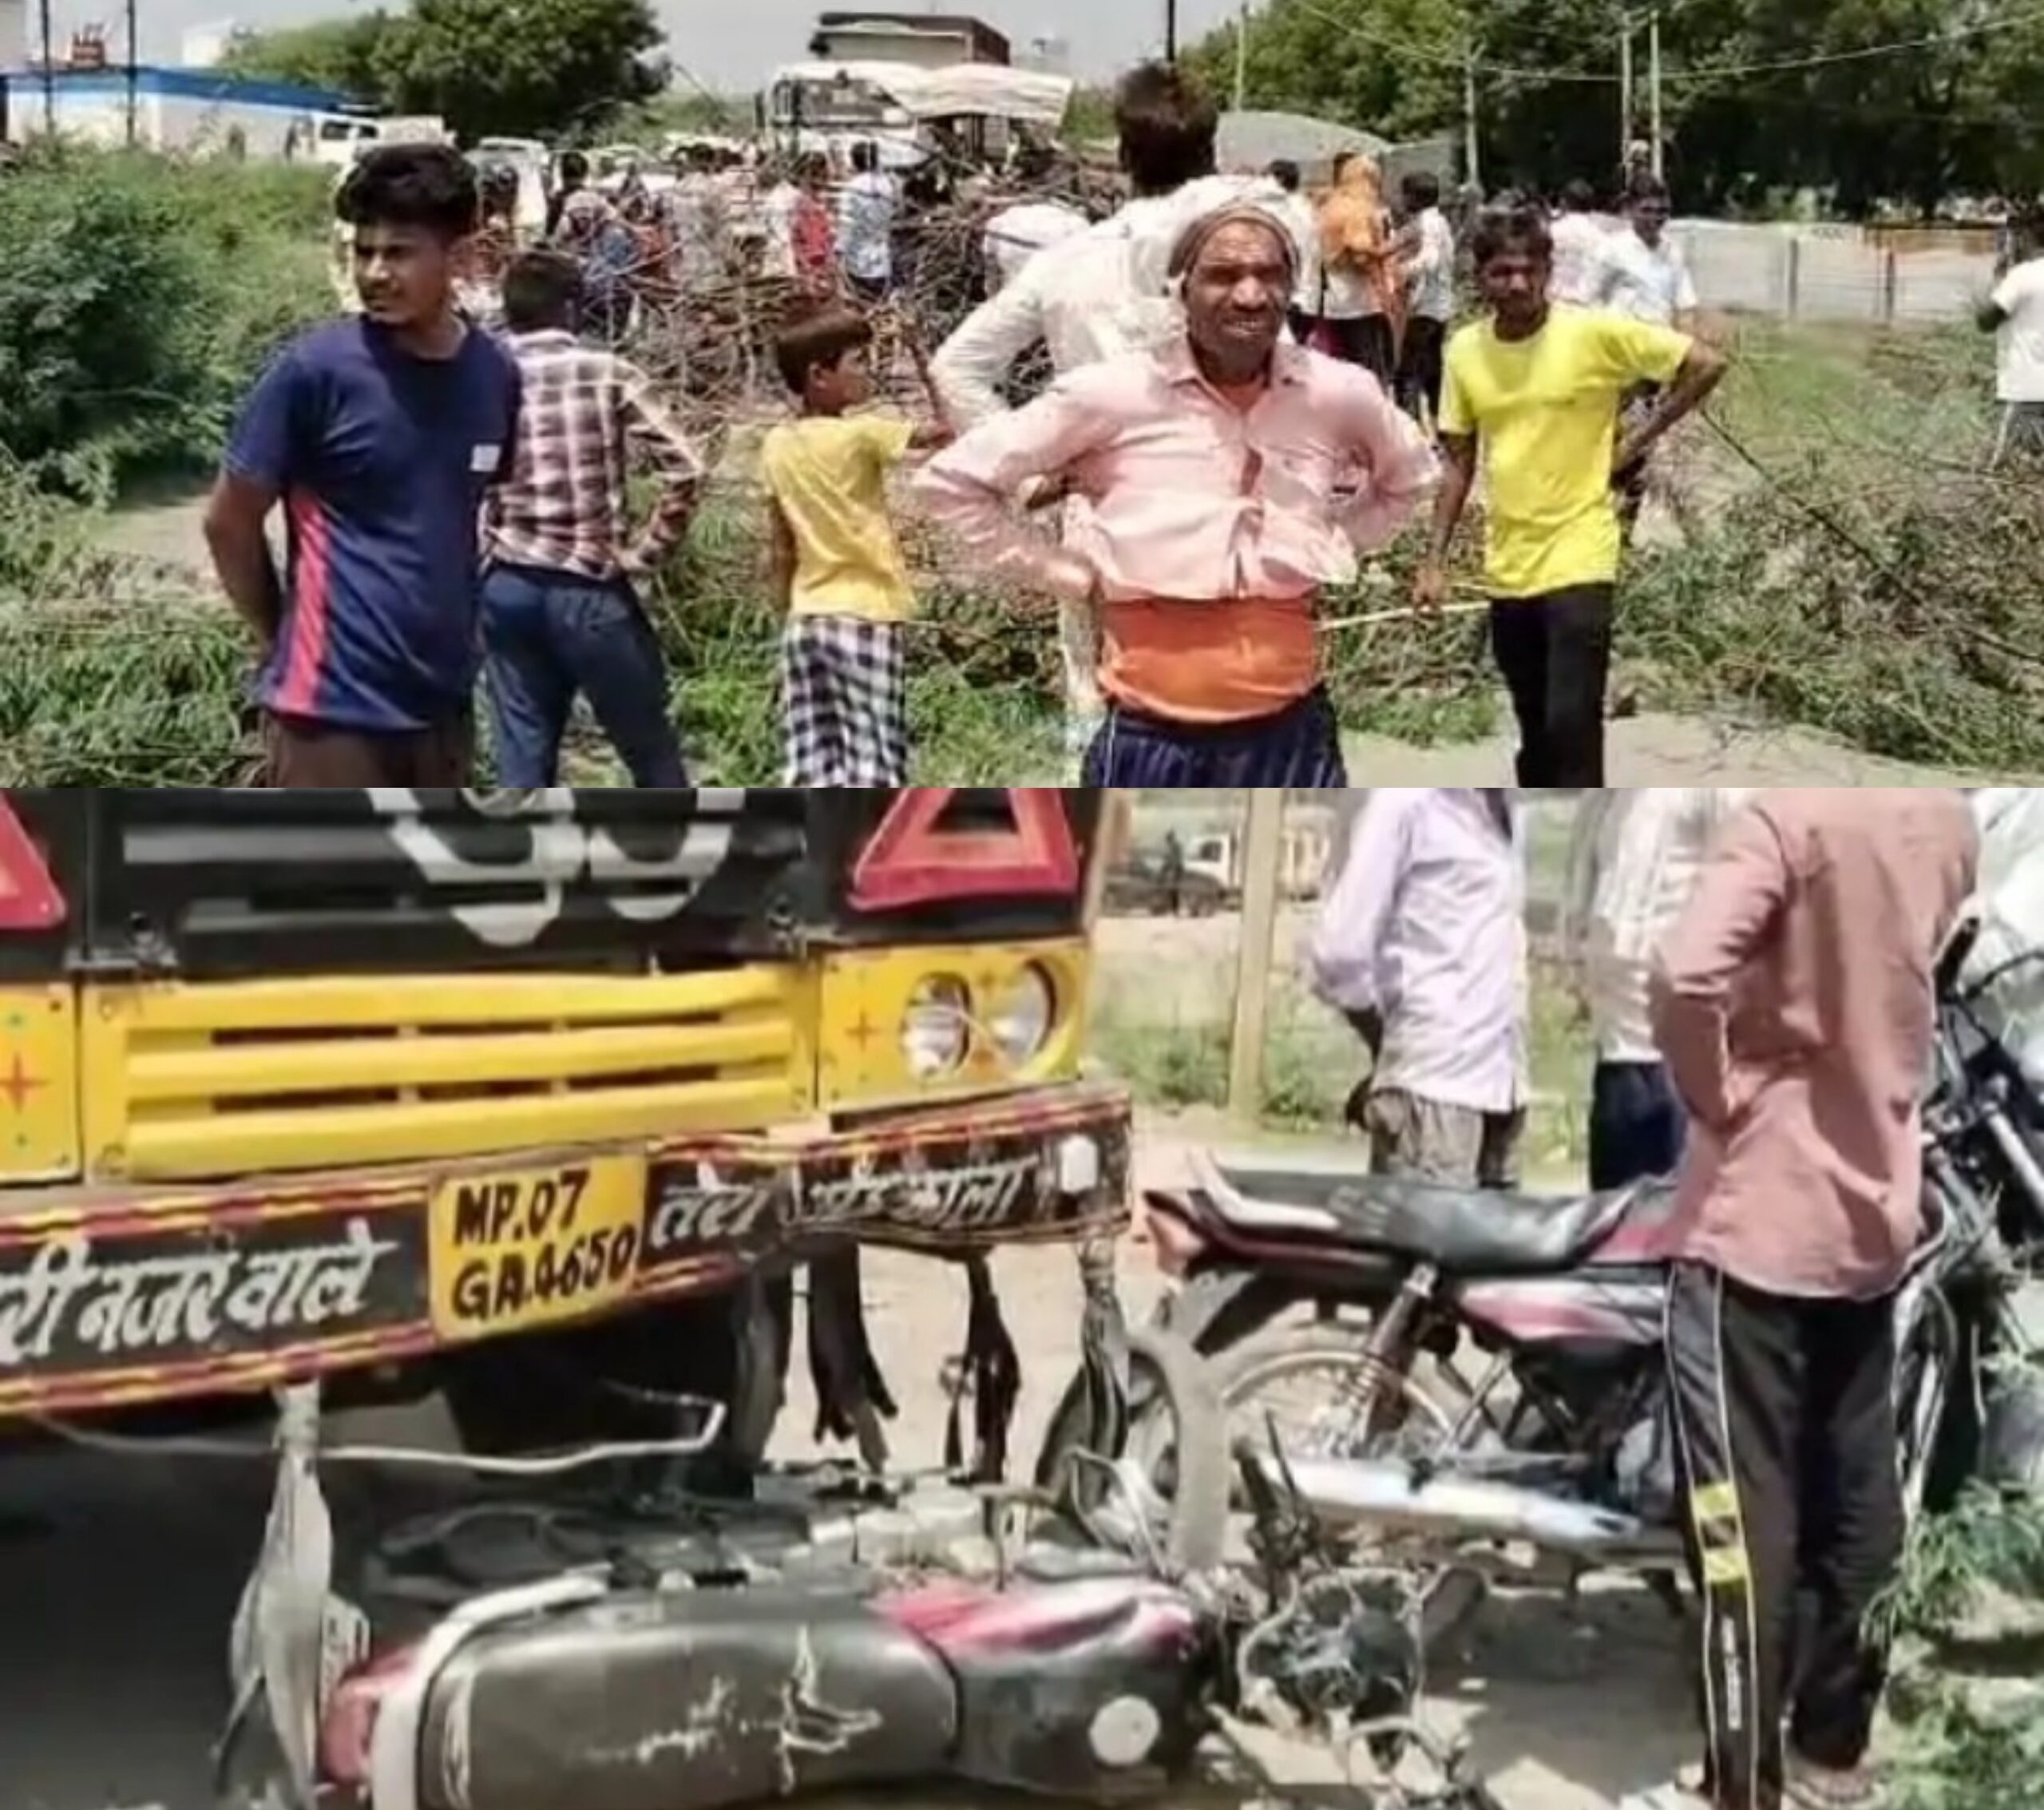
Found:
[1032,1326,1231,1575]
[1896,1285,1961,1523]
[1200,1323,1488,1654]
[1207,1321,1467,1463]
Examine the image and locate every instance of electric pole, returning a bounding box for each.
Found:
[38,0,53,136]
[1649,11,1664,179]
[1463,42,1480,192]
[125,0,138,147]
[1618,10,1634,172]
[1166,0,1178,61]
[1234,0,1250,110]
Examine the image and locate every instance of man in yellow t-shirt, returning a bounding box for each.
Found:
[1413,202,1726,786]
[762,307,951,785]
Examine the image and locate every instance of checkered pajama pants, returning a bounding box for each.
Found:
[780,615,910,786]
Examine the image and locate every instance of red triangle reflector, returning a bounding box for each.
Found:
[850,789,1081,912]
[0,798,65,932]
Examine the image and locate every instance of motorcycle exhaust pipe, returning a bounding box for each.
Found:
[1250,1453,1672,1562]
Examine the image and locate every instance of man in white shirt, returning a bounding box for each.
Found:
[837,141,900,302]
[666,145,731,295]
[1588,178,1697,330]
[1977,221,2044,468]
[929,61,1281,778]
[1959,787,2044,1086]
[1548,180,1608,306]
[1307,789,1530,1186]
[1590,176,1699,530]
[1396,170,1457,425]
[983,199,1091,292]
[760,158,803,280]
[1268,159,1325,347]
[1560,789,1755,1190]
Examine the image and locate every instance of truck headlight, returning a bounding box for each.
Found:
[988,964,1055,1067]
[902,976,971,1079]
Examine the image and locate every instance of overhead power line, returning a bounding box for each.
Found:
[1280,0,2044,87]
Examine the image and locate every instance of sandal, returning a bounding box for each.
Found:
[1615,1788,1709,1810]
[1786,1760,1885,1810]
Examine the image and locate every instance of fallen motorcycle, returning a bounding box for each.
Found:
[216,1332,1503,1810]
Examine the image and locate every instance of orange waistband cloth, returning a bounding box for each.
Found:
[1098,595,1321,724]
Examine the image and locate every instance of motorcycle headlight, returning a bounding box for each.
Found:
[988,964,1056,1067]
[901,975,971,1079]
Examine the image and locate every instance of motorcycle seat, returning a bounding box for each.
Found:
[1191,1150,1645,1277]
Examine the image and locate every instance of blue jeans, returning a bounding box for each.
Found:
[1589,1058,1687,1190]
[481,563,687,788]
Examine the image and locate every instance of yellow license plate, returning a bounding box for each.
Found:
[429,1154,649,1342]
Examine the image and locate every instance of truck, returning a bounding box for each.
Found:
[0,787,1133,1475]
[760,57,1074,172]
[809,10,1013,68]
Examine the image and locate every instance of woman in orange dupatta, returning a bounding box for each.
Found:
[1317,152,1405,389]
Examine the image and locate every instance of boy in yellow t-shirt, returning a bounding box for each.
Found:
[761,308,950,786]
[1412,202,1726,786]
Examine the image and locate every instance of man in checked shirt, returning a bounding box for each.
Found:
[481,249,703,786]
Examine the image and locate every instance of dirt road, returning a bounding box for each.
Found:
[1344,712,2010,786]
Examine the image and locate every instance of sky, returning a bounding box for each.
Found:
[46,0,1248,87]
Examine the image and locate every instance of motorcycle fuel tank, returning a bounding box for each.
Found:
[887,1573,1217,1799]
[412,1586,960,1810]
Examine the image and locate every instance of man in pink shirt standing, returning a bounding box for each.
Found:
[1649,789,1979,1810]
[913,201,1436,787]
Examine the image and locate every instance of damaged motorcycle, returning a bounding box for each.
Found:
[216,1332,1505,1810]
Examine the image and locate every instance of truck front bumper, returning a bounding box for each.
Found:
[0,1081,1133,1421]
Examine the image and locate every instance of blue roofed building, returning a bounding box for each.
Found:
[1,61,362,157]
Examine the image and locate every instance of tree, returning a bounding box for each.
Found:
[1188,0,2044,216]
[220,14,400,105]
[374,0,668,141]
[226,0,670,141]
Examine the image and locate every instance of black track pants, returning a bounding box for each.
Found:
[1664,1261,1904,1810]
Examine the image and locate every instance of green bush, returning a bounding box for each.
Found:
[0,147,332,500]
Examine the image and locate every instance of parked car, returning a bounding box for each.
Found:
[1104,853,1228,917]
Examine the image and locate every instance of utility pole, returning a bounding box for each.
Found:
[38,0,53,136]
[125,0,138,147]
[1463,42,1480,192]
[1226,790,1287,1127]
[1234,0,1250,111]
[1648,11,1664,180]
[1166,0,1178,61]
[1618,10,1634,173]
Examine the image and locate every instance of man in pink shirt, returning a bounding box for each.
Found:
[1649,789,1979,1810]
[913,202,1436,786]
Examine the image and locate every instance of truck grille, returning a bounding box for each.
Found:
[79,966,813,1182]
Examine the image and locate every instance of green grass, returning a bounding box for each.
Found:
[1091,962,1596,1185]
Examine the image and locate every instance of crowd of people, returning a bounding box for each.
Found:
[212,58,1733,789]
[1306,786,2038,1810]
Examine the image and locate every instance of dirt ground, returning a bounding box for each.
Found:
[1343,713,2006,786]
